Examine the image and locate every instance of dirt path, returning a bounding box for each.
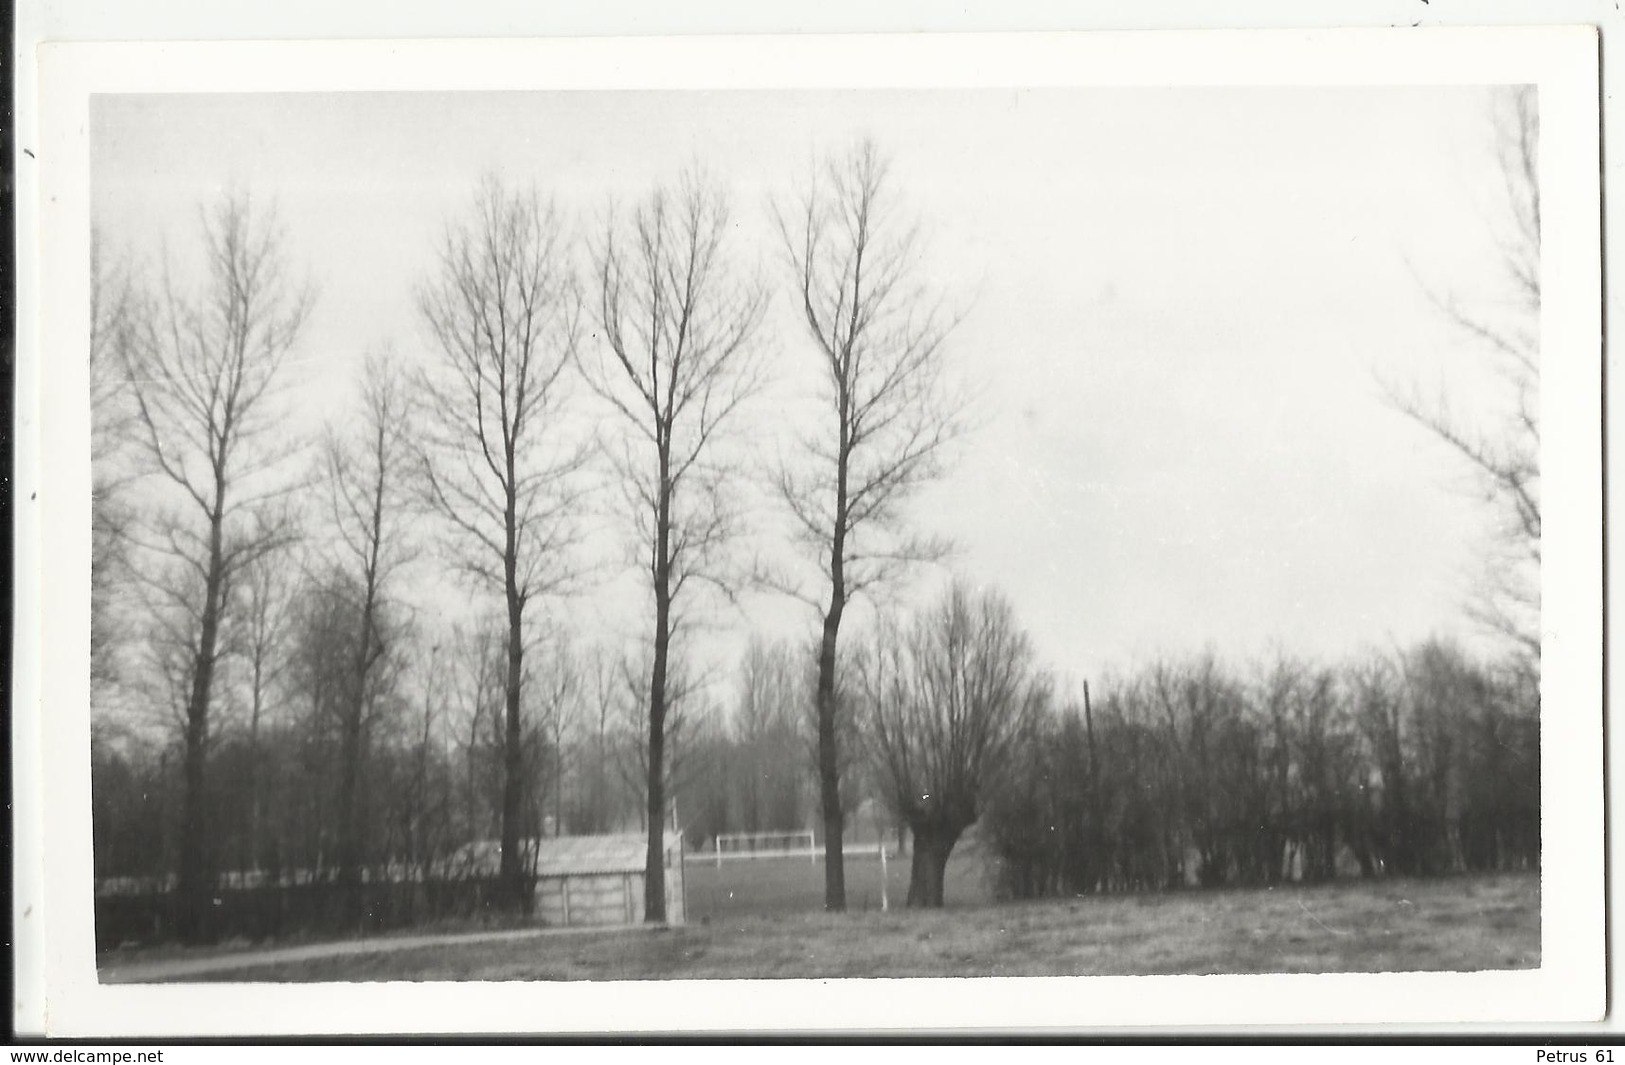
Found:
[100,923,657,983]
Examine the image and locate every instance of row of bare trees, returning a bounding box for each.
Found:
[91,617,632,885]
[91,569,1540,923]
[90,620,832,922]
[89,83,1542,937]
[91,138,959,935]
[830,583,1538,910]
[983,642,1539,900]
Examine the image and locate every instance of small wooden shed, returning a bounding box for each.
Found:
[532,833,685,927]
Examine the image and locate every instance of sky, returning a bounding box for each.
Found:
[90,85,1529,696]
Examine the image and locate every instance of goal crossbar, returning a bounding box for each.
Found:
[712,830,817,866]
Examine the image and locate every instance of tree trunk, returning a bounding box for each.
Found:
[905,822,957,908]
[644,449,674,924]
[338,593,375,921]
[175,514,225,943]
[245,659,263,877]
[815,605,845,911]
[644,589,670,923]
[340,439,388,922]
[499,584,526,909]
[176,687,211,940]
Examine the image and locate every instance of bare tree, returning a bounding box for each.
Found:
[120,193,312,938]
[584,170,767,921]
[417,176,588,905]
[321,352,417,909]
[858,581,1043,907]
[1389,86,1540,667]
[771,140,965,909]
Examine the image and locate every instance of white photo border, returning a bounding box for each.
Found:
[20,28,1603,1036]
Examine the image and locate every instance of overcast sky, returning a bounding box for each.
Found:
[91,86,1527,694]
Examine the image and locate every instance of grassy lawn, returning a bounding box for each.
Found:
[683,846,989,920]
[184,870,1538,982]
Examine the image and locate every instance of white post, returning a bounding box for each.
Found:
[675,817,686,926]
[880,835,889,913]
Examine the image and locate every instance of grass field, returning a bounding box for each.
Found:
[683,845,989,920]
[167,866,1537,982]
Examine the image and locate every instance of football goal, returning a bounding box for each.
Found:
[711,830,817,866]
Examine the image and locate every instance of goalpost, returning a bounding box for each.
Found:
[712,830,818,867]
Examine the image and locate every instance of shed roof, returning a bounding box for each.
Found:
[536,833,679,877]
[451,833,679,878]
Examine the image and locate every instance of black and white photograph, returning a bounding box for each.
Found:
[16,26,1604,1036]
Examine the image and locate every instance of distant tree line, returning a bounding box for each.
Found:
[984,641,1539,900]
[89,624,825,906]
[92,573,1539,935]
